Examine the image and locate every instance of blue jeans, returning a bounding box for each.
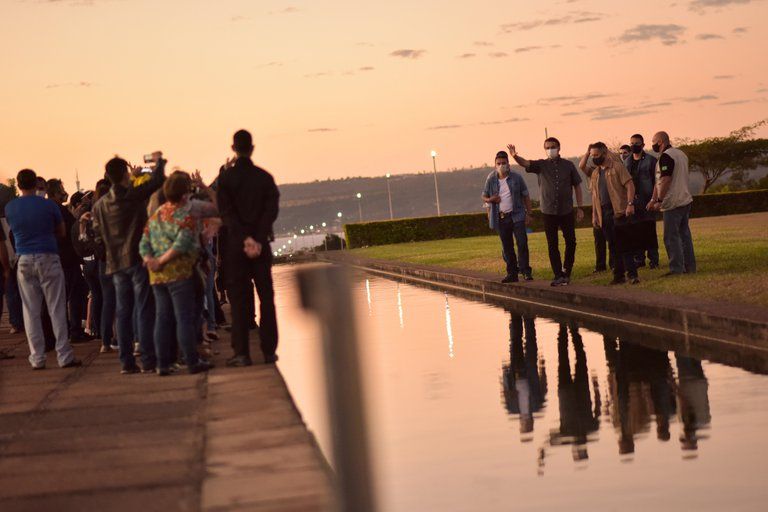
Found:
[663,203,696,274]
[498,215,530,277]
[82,259,101,336]
[98,260,116,349]
[113,263,155,370]
[5,264,24,329]
[153,278,199,371]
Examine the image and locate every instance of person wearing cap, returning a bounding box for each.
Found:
[482,150,533,283]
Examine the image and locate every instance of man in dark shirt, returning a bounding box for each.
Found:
[92,154,165,373]
[46,179,91,342]
[217,130,280,366]
[625,134,659,269]
[509,138,584,286]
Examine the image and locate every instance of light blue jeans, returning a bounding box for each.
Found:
[17,253,74,367]
[663,203,696,274]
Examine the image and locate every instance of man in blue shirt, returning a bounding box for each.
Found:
[5,169,81,370]
[482,150,533,283]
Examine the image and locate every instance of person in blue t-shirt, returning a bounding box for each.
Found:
[5,169,81,370]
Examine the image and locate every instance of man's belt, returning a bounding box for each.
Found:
[499,210,514,219]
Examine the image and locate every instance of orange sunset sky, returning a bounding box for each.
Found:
[1,0,767,192]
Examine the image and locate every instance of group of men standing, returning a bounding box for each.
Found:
[483,132,697,286]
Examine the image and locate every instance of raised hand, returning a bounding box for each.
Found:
[507,144,517,157]
[191,170,208,190]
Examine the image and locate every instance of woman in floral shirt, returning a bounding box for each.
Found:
[139,171,217,375]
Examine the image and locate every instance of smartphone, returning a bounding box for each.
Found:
[143,154,155,164]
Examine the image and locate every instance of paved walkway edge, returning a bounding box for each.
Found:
[317,252,768,354]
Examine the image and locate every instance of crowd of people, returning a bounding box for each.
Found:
[0,130,280,372]
[483,130,696,286]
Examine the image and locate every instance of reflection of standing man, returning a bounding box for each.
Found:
[508,139,584,287]
[552,323,600,459]
[501,312,546,437]
[675,355,711,451]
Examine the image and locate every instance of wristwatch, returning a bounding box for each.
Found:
[628,201,634,206]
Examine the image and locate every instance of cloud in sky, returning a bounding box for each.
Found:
[308,128,337,133]
[488,52,508,58]
[269,6,299,15]
[390,49,426,59]
[358,66,375,71]
[515,46,542,53]
[45,81,92,89]
[537,93,612,106]
[696,33,724,40]
[457,53,476,58]
[500,11,605,32]
[479,117,529,125]
[427,124,463,130]
[690,0,754,10]
[720,99,752,105]
[614,24,686,46]
[714,74,734,79]
[733,26,749,33]
[473,41,493,46]
[677,94,718,102]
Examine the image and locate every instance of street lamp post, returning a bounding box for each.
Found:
[385,173,393,220]
[430,150,441,216]
[356,192,363,222]
[337,211,345,250]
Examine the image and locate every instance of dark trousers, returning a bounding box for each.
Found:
[601,208,638,280]
[499,216,530,277]
[543,213,576,279]
[593,227,614,271]
[153,278,198,371]
[113,263,156,370]
[5,264,24,329]
[226,247,278,359]
[63,264,88,337]
[98,260,116,349]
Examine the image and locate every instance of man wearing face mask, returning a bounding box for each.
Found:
[578,144,613,274]
[625,134,659,269]
[647,131,696,276]
[508,138,584,287]
[482,150,533,283]
[35,177,48,198]
[585,143,639,284]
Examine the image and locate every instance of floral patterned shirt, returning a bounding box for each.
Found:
[139,201,201,284]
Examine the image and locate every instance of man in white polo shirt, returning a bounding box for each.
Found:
[647,131,696,275]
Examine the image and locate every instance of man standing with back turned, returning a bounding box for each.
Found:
[508,138,584,286]
[217,130,280,366]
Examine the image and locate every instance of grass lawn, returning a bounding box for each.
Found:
[351,212,768,307]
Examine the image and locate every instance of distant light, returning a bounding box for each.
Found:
[288,240,292,244]
[321,222,327,227]
[300,229,305,234]
[273,252,278,256]
[337,212,343,218]
[356,193,362,199]
[309,225,314,230]
[293,234,298,239]
[386,173,391,178]
[431,150,438,158]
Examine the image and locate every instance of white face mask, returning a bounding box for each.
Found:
[546,148,560,159]
[36,190,47,198]
[496,164,510,175]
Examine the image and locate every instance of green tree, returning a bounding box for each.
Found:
[679,120,768,193]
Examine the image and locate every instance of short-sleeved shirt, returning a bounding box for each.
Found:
[527,158,582,216]
[598,169,611,208]
[482,171,529,230]
[5,196,63,255]
[139,202,200,285]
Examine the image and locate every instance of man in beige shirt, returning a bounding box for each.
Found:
[584,142,639,284]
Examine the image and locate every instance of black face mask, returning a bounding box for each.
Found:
[652,143,661,153]
[631,144,643,154]
[592,155,605,166]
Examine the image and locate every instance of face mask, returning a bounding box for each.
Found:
[546,148,559,159]
[631,144,643,154]
[652,143,661,153]
[36,190,46,197]
[592,155,605,166]
[497,164,510,174]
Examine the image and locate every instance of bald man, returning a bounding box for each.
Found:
[647,131,696,275]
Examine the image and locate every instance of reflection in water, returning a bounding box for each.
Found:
[501,312,547,440]
[396,283,404,329]
[366,279,372,315]
[445,294,455,359]
[676,355,712,454]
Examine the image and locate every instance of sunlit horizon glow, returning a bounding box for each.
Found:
[1,0,767,193]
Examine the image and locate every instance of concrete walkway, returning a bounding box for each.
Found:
[0,316,334,511]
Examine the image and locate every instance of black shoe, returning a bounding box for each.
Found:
[609,277,627,285]
[523,273,534,281]
[157,367,172,376]
[661,271,682,278]
[501,274,519,284]
[189,360,214,374]
[629,277,641,285]
[226,355,253,367]
[264,353,279,364]
[61,358,82,369]
[141,366,157,374]
[121,365,140,375]
[561,275,571,285]
[550,277,565,287]
[592,268,607,274]
[32,363,46,370]
[70,333,94,344]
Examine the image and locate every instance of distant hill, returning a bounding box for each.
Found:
[274,158,737,235]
